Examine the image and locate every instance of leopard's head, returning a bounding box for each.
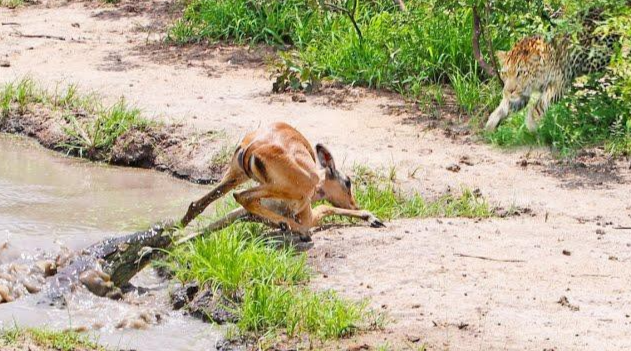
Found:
[496,37,548,109]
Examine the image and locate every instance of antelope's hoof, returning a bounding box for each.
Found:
[369,217,386,228]
[298,234,312,242]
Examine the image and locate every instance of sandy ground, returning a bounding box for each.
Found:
[1,1,631,350]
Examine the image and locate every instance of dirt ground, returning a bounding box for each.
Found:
[1,1,631,350]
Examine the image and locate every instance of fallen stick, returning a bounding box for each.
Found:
[13,33,66,41]
[613,226,631,230]
[454,253,525,263]
[1,22,20,26]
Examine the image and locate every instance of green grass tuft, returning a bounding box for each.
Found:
[167,201,366,340]
[0,78,153,159]
[0,326,104,351]
[62,99,149,158]
[0,0,24,8]
[351,165,494,221]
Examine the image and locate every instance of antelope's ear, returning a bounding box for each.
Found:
[496,51,507,66]
[316,144,337,175]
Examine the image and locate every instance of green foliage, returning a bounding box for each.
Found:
[0,78,153,160]
[0,0,25,8]
[62,99,149,159]
[352,165,495,221]
[271,53,320,93]
[0,78,40,118]
[167,202,366,339]
[169,1,483,91]
[0,327,103,351]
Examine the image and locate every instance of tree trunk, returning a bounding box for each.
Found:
[471,5,496,78]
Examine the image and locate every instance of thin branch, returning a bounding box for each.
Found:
[454,253,525,263]
[613,226,631,230]
[324,1,363,42]
[483,2,503,84]
[13,33,66,41]
[471,5,496,78]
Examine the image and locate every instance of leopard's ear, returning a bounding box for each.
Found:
[495,51,507,66]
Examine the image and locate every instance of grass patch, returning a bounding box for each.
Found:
[167,202,367,340]
[0,0,24,8]
[0,78,152,158]
[61,99,149,159]
[169,0,490,94]
[351,165,494,221]
[0,326,104,351]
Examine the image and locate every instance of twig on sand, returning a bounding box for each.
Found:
[454,253,525,263]
[1,22,20,26]
[613,226,631,230]
[13,33,66,41]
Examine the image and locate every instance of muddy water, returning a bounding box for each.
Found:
[0,134,222,350]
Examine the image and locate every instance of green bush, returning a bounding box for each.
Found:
[167,206,366,340]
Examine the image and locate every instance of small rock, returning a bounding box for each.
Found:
[171,282,199,310]
[596,229,605,235]
[34,260,57,277]
[71,23,80,28]
[79,269,114,297]
[562,250,571,256]
[0,273,15,282]
[347,343,370,351]
[291,94,306,103]
[407,335,421,343]
[0,61,10,68]
[446,164,461,172]
[106,288,124,300]
[459,155,474,166]
[21,279,41,294]
[188,288,238,324]
[557,295,579,311]
[0,285,13,303]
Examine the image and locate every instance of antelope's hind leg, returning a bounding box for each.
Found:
[233,185,309,235]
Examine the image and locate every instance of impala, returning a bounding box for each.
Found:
[179,122,384,239]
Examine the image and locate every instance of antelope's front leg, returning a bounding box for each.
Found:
[311,205,385,228]
[180,167,247,228]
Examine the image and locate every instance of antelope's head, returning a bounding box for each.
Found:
[314,144,359,210]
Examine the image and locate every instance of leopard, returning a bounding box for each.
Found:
[485,9,619,132]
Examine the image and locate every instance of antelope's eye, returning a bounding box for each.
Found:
[344,178,352,189]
